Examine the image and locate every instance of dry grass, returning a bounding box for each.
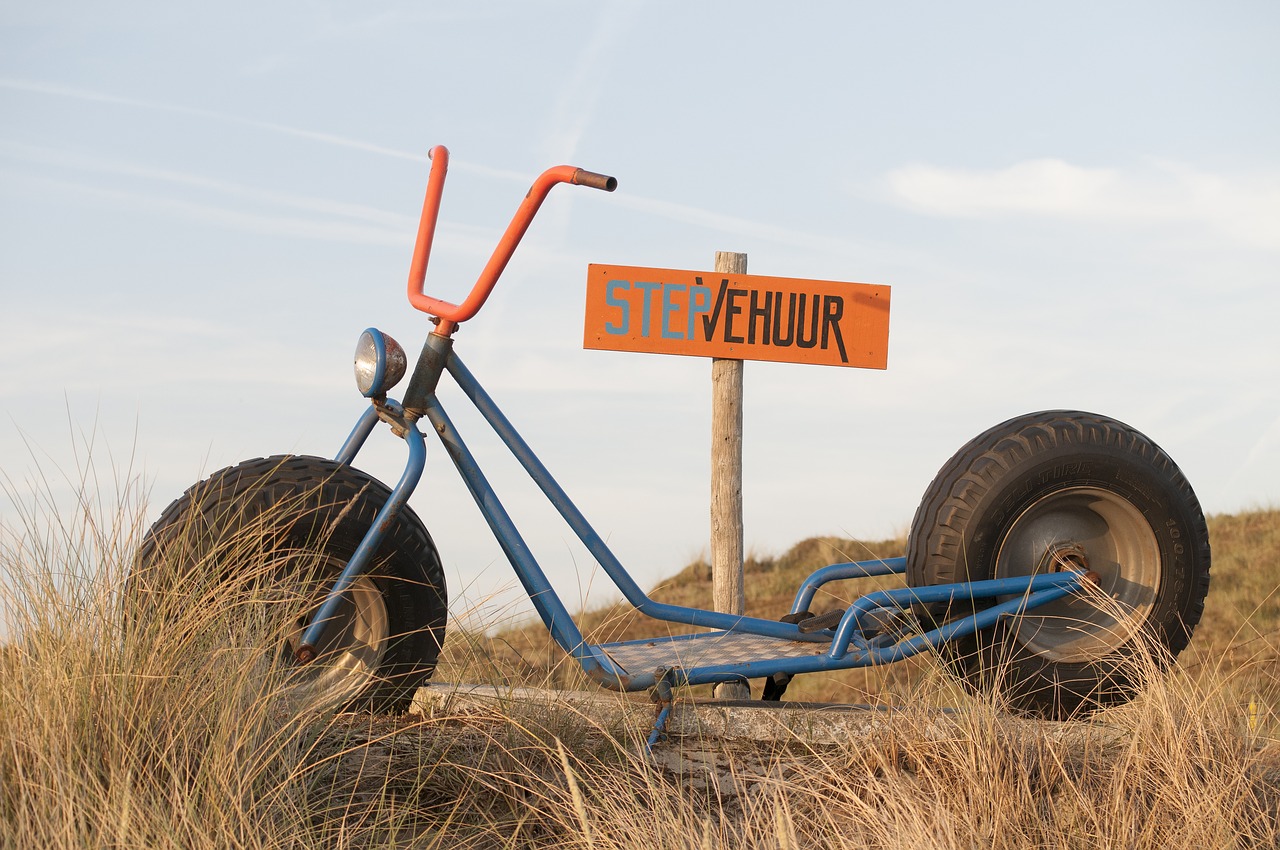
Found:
[3,452,1279,848]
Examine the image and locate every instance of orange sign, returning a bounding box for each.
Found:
[584,264,890,368]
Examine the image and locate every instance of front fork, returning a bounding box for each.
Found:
[293,333,453,662]
[293,405,427,661]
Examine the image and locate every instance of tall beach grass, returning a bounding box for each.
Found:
[3,455,1279,848]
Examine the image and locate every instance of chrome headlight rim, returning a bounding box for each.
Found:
[354,328,407,398]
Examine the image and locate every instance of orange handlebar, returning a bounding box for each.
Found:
[406,145,616,332]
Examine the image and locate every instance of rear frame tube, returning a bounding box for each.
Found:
[444,351,821,643]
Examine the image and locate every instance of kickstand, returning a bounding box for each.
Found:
[645,668,680,753]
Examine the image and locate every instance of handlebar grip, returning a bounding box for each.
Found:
[572,169,618,192]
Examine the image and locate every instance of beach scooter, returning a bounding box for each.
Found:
[134,146,1212,724]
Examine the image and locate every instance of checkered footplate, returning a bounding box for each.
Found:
[596,630,832,676]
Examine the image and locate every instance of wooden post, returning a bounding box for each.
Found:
[711,250,750,701]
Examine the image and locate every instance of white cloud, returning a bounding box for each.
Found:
[884,158,1280,251]
[887,159,1120,217]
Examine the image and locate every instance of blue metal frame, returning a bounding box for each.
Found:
[298,404,427,656]
[605,575,1084,691]
[307,346,1092,692]
[442,354,827,642]
[790,557,907,615]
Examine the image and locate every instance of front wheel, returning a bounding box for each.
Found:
[131,455,447,713]
[906,411,1210,718]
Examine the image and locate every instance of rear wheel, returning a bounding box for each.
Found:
[132,455,447,713]
[906,411,1210,718]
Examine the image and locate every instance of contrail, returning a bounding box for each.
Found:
[0,77,528,179]
[0,77,897,261]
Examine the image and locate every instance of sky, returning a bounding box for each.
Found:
[2,2,1278,633]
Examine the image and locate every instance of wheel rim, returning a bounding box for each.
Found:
[280,568,389,712]
[995,486,1161,664]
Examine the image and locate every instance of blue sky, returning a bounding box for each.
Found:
[2,2,1278,630]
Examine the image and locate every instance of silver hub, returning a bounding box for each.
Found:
[995,487,1161,663]
[280,570,389,712]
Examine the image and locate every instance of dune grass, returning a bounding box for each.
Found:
[3,455,1279,848]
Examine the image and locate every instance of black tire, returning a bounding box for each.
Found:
[132,455,447,713]
[906,411,1210,719]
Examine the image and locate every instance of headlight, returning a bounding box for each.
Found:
[353,328,407,398]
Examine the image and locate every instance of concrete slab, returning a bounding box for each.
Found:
[411,683,650,731]
[410,683,1128,800]
[411,683,1115,748]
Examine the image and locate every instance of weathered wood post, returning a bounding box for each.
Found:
[710,250,750,701]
